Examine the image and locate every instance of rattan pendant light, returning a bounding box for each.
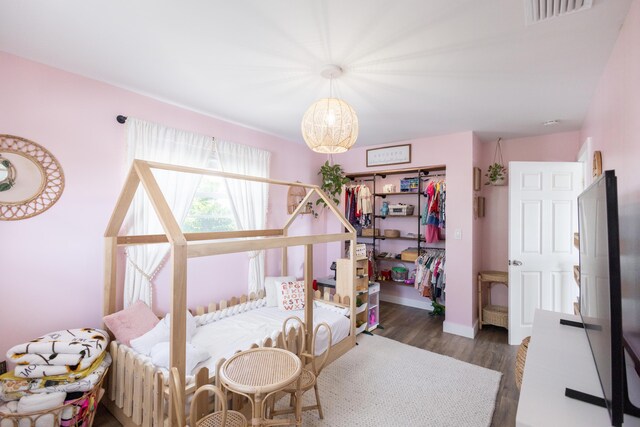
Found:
[301,65,359,154]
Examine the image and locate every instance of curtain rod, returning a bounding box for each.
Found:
[115,115,217,143]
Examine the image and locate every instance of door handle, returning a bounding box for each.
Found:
[509,260,523,266]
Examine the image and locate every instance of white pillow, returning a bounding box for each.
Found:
[277,281,305,311]
[163,311,197,339]
[149,342,210,375]
[131,310,197,355]
[265,276,295,307]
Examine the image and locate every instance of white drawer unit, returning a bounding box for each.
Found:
[368,282,381,331]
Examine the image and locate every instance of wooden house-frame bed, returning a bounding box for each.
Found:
[102,160,357,427]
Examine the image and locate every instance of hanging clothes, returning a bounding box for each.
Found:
[414,250,446,301]
[421,179,446,243]
[344,184,372,228]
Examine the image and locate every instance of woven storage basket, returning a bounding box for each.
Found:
[515,336,531,390]
[483,305,508,328]
[361,228,379,237]
[384,229,400,238]
[0,375,106,427]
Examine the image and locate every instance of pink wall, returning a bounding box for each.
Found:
[3,0,638,357]
[477,131,580,305]
[0,52,326,358]
[329,132,477,334]
[579,0,640,341]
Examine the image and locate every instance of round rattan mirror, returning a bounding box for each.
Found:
[0,135,65,221]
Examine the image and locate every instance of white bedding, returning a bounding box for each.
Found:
[123,301,350,383]
[191,304,350,374]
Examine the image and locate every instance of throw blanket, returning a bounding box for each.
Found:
[7,328,109,378]
[0,353,111,401]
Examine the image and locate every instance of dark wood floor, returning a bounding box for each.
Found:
[94,301,519,426]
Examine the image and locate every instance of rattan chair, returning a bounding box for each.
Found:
[269,316,332,420]
[169,367,247,427]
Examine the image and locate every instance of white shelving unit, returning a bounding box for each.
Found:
[368,282,380,331]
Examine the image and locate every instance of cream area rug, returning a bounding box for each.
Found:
[274,334,502,427]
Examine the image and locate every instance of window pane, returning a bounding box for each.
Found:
[183,176,237,233]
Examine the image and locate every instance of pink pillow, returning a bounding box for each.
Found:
[103,301,159,346]
[277,281,305,311]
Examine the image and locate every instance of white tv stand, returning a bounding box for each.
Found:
[517,309,640,426]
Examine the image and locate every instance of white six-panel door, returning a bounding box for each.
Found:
[508,162,583,345]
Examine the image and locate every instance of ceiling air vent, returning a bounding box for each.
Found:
[525,0,593,25]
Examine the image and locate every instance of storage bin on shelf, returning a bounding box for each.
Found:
[356,302,368,315]
[388,204,415,216]
[355,243,368,260]
[401,248,418,262]
[400,178,419,192]
[391,265,409,282]
[361,228,380,237]
[383,229,400,238]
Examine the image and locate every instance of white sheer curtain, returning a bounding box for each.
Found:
[215,140,271,294]
[123,119,214,307]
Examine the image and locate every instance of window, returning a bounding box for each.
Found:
[183,169,237,233]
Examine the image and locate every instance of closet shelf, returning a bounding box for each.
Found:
[374,192,422,197]
[379,280,413,287]
[374,214,422,219]
[357,235,426,242]
[377,236,425,242]
[375,256,412,262]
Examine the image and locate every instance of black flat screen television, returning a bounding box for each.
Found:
[577,170,624,426]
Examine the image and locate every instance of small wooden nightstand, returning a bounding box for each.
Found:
[478,270,509,330]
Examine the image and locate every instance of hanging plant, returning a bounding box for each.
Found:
[485,138,507,186]
[317,160,350,207]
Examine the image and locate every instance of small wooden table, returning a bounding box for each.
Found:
[219,347,303,427]
[478,270,509,330]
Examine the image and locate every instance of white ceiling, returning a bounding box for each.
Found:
[0,0,633,145]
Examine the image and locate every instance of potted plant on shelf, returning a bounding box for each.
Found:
[485,138,508,186]
[317,160,350,207]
